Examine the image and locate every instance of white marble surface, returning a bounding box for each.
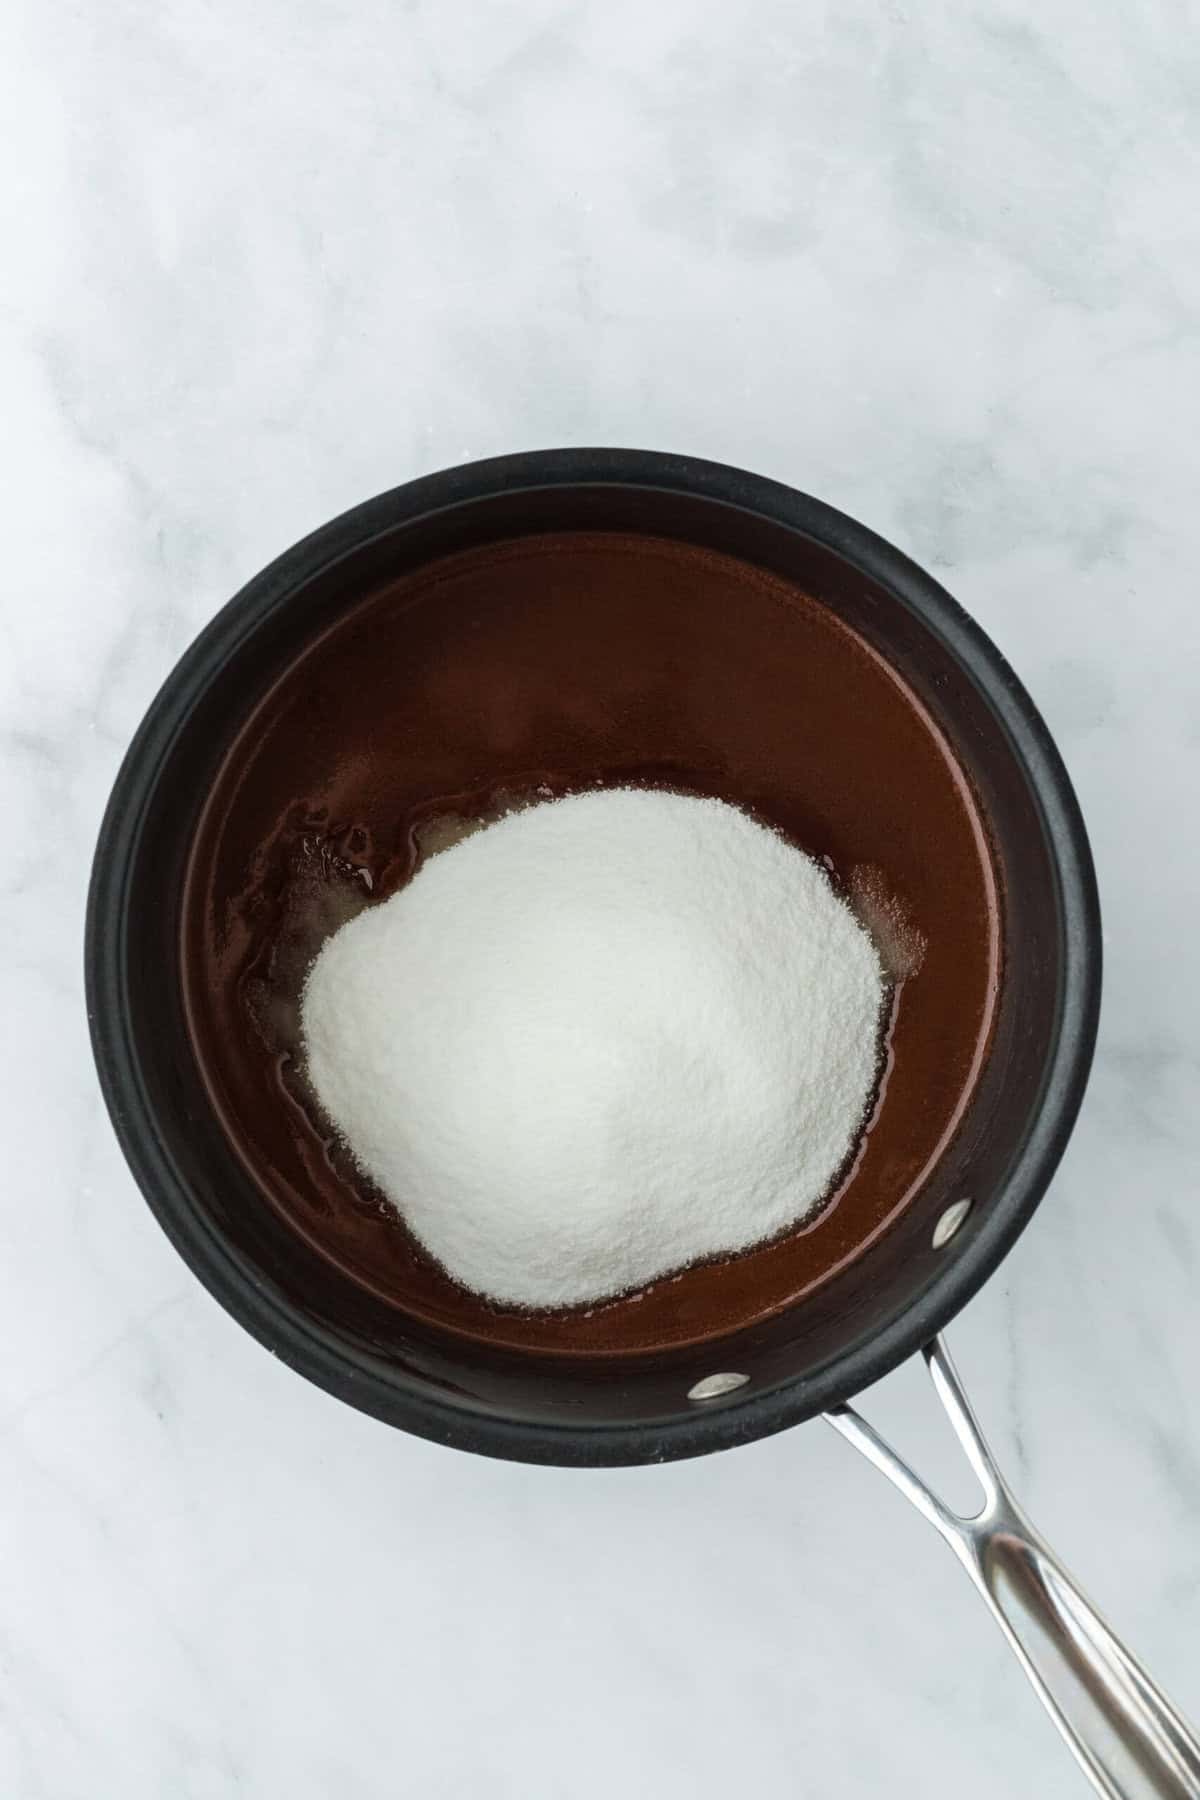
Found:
[3,2,1199,1794]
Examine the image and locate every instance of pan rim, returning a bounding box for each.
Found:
[85,448,1102,1465]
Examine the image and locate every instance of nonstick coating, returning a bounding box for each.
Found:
[86,450,1101,1466]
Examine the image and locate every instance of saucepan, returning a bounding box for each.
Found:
[86,451,1200,1797]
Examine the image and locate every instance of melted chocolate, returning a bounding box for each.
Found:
[181,531,1000,1356]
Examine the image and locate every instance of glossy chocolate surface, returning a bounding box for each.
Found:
[182,531,1000,1356]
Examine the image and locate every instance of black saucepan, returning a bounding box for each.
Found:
[86,452,1200,1796]
[87,448,1099,1459]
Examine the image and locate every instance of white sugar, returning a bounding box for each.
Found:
[301,789,884,1308]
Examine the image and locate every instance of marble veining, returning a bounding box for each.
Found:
[2,0,1198,1794]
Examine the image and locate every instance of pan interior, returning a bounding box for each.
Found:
[181,528,1001,1360]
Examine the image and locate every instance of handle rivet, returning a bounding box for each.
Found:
[688,1371,749,1402]
[933,1199,972,1248]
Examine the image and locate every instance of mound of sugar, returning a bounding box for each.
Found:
[301,788,884,1308]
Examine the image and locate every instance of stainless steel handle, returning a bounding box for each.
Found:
[826,1339,1200,1799]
